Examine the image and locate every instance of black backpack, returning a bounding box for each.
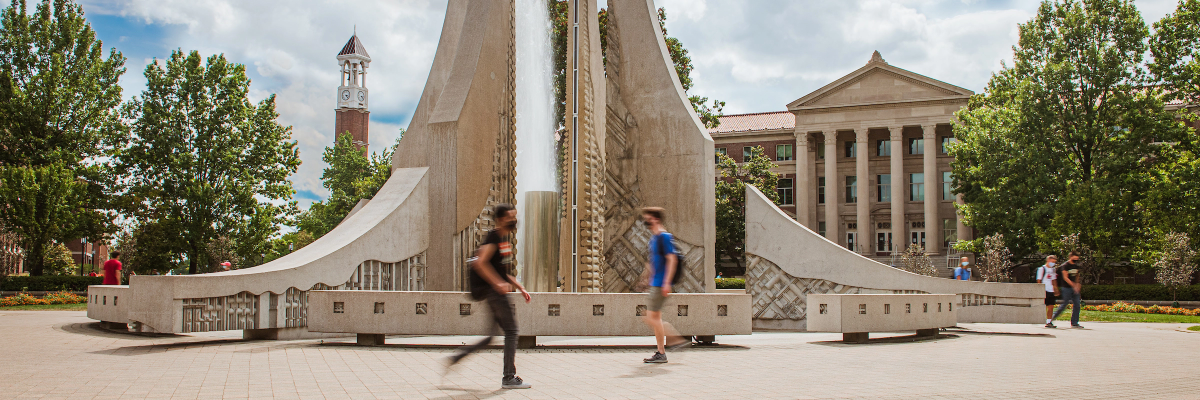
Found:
[655,233,686,285]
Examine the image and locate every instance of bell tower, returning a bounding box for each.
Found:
[335,33,371,152]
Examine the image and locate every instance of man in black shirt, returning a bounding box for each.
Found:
[447,203,533,389]
[1050,252,1084,328]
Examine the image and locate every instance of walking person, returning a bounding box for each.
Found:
[1051,253,1084,328]
[446,203,532,389]
[638,207,689,364]
[101,252,122,285]
[954,257,972,281]
[1036,255,1060,328]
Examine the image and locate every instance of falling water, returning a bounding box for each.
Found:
[514,0,558,281]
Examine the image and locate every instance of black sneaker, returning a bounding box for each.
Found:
[643,352,667,363]
[1044,323,1056,328]
[502,376,531,389]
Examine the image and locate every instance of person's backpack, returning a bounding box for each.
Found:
[655,232,686,286]
[466,255,488,301]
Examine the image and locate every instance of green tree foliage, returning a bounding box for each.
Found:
[117,50,300,274]
[1152,232,1197,302]
[0,0,126,275]
[41,242,73,275]
[1150,0,1200,106]
[295,133,394,240]
[951,0,1185,265]
[112,222,177,274]
[715,146,779,270]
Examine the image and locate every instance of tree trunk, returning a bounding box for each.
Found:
[26,241,45,276]
[187,245,199,275]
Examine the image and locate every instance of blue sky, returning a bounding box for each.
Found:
[75,0,1181,209]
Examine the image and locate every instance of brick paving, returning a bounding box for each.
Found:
[1,310,1198,399]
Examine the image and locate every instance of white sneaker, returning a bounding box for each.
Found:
[502,376,531,389]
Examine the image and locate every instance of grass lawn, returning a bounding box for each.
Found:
[0,303,87,311]
[1189,325,1200,331]
[1055,310,1200,323]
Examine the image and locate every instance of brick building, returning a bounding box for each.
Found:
[712,52,973,265]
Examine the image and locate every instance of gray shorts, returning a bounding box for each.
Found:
[648,287,667,312]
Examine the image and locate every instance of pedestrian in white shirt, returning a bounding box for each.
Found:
[1036,255,1059,328]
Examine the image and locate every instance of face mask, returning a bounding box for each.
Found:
[961,262,969,266]
[1048,262,1056,267]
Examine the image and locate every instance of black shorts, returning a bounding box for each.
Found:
[1044,291,1057,305]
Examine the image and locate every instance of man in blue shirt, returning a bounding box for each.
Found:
[638,207,688,364]
[954,257,972,281]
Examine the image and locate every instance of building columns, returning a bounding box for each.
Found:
[889,127,905,255]
[922,124,941,255]
[794,131,812,228]
[823,133,841,244]
[854,128,871,255]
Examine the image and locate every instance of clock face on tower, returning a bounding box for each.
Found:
[341,90,351,101]
[357,91,366,101]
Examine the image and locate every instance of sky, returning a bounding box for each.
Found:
[73,0,1182,209]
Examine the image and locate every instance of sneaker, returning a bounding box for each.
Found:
[501,376,531,389]
[1070,324,1084,329]
[643,352,667,363]
[1044,323,1056,328]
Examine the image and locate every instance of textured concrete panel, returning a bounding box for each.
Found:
[307,291,751,337]
[806,294,957,333]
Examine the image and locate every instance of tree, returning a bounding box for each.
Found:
[117,50,300,274]
[978,234,1014,282]
[0,0,126,275]
[0,163,88,276]
[1152,232,1197,303]
[112,222,177,274]
[951,0,1185,266]
[899,244,939,277]
[295,133,394,239]
[41,242,72,275]
[714,146,779,271]
[1149,0,1200,106]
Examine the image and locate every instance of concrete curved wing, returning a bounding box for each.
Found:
[744,184,1043,330]
[119,168,430,333]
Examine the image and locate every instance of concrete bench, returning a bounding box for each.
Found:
[306,291,752,346]
[806,294,957,343]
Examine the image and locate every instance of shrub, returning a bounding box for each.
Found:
[0,276,103,291]
[1081,284,1200,301]
[1082,302,1200,316]
[715,278,745,289]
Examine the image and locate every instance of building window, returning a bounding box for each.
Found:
[943,171,954,201]
[777,179,794,205]
[776,144,793,161]
[910,173,924,201]
[743,146,753,161]
[846,176,857,204]
[943,219,957,248]
[909,138,924,155]
[817,144,825,160]
[844,141,856,158]
[941,136,957,154]
[715,147,726,163]
[818,177,826,204]
[818,222,827,237]
[877,140,891,157]
[878,174,891,202]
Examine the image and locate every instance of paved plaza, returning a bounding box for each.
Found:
[2,311,1198,399]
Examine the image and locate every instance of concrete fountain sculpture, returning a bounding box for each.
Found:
[88,0,733,341]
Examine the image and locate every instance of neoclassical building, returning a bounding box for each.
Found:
[712,52,972,261]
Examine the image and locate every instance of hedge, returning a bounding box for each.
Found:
[1081,284,1200,302]
[715,278,745,290]
[0,276,103,291]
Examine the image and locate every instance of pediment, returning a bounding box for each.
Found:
[789,63,973,110]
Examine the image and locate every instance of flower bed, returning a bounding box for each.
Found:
[1082,302,1200,316]
[0,291,87,307]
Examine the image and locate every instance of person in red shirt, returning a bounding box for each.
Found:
[102,252,122,285]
